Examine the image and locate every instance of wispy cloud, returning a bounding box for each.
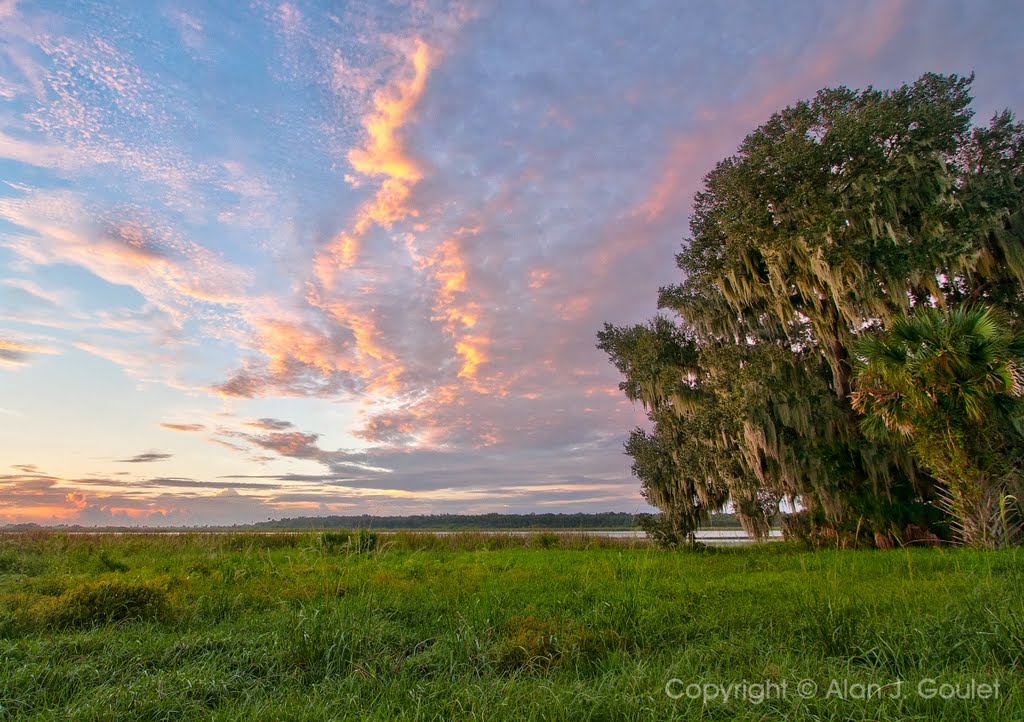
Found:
[0,192,252,309]
[159,423,206,433]
[245,418,294,431]
[0,338,58,368]
[117,452,173,464]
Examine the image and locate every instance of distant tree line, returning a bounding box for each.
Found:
[253,512,708,531]
[1,512,746,533]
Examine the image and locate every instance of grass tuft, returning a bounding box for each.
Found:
[31,579,173,629]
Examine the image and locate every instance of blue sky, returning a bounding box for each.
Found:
[1,0,1021,525]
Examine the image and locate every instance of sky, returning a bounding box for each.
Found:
[0,0,1021,526]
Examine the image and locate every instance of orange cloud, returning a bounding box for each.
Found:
[255,317,345,379]
[317,38,432,283]
[635,136,706,223]
[553,296,591,322]
[212,309,374,399]
[2,504,79,521]
[352,412,418,444]
[420,229,495,393]
[345,312,405,394]
[65,491,87,509]
[347,39,430,182]
[305,290,406,396]
[455,336,488,383]
[429,235,479,327]
[300,37,436,413]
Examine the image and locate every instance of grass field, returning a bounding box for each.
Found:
[0,532,1021,720]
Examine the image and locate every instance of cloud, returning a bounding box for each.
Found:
[244,430,322,459]
[0,192,252,310]
[164,8,204,51]
[422,229,491,389]
[2,278,68,307]
[347,38,430,182]
[218,423,394,474]
[0,341,33,367]
[213,371,267,399]
[253,36,439,411]
[159,423,206,432]
[315,36,431,280]
[0,473,287,526]
[0,338,57,368]
[135,477,282,491]
[245,418,294,431]
[117,452,173,464]
[211,313,364,399]
[275,3,303,38]
[0,130,89,171]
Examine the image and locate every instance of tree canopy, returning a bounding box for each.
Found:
[600,73,1024,546]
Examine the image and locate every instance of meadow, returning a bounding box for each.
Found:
[0,532,1021,720]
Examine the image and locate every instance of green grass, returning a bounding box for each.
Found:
[0,532,1021,720]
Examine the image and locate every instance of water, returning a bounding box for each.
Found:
[2,528,783,545]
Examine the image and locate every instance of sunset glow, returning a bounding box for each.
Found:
[1,0,1019,525]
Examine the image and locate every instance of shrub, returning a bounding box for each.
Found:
[780,511,814,545]
[637,513,694,549]
[320,531,354,549]
[351,529,378,553]
[491,615,629,674]
[97,550,130,573]
[492,616,562,672]
[780,511,862,548]
[33,580,172,628]
[224,533,307,552]
[320,529,378,553]
[0,549,45,576]
[529,532,560,550]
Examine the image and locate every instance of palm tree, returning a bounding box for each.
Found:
[851,306,1024,547]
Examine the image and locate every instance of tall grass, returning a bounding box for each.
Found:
[0,532,1020,720]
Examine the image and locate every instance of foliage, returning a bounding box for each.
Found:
[600,73,1024,543]
[635,512,692,549]
[528,532,561,549]
[319,529,379,553]
[852,305,1024,546]
[96,550,130,573]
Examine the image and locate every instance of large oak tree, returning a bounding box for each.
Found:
[600,74,1024,544]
